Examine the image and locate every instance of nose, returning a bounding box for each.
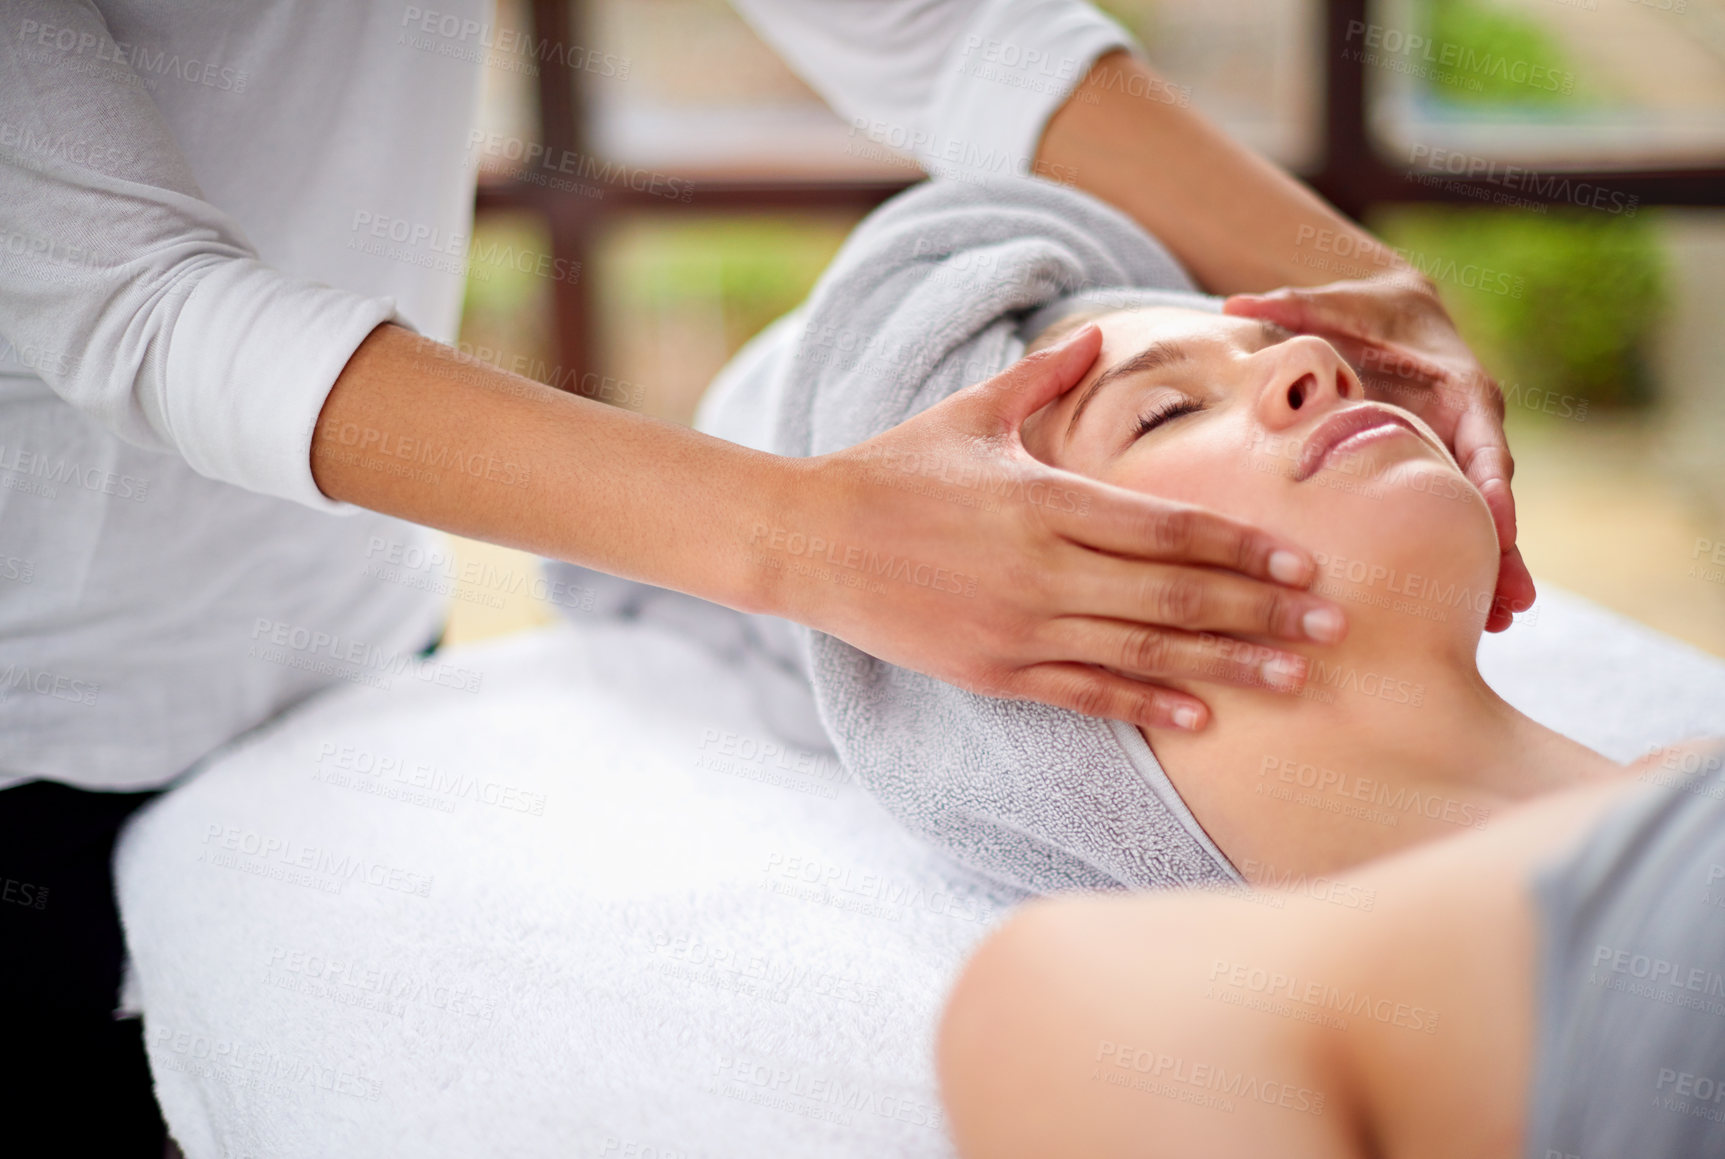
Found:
[1253,334,1363,433]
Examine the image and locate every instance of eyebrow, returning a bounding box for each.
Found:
[1064,340,1191,443]
[1063,319,1294,445]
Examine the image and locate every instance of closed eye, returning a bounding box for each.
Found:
[1134,396,1203,439]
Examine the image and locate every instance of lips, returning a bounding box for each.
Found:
[1294,406,1420,482]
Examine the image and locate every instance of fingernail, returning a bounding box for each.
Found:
[1172,705,1203,731]
[1268,550,1309,585]
[1302,607,1345,643]
[1261,655,1305,691]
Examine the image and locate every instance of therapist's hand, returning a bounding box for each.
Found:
[773,325,1346,732]
[1223,274,1536,633]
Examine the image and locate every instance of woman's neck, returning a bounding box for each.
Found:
[1146,635,1623,880]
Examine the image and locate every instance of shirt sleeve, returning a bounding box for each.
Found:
[0,0,400,511]
[728,0,1136,182]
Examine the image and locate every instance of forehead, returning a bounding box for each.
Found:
[1092,305,1242,351]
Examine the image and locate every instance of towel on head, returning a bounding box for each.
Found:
[546,178,1237,891]
[688,176,1240,893]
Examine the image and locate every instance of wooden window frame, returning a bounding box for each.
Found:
[475,0,1725,390]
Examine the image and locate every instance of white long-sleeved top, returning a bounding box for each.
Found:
[0,0,1129,791]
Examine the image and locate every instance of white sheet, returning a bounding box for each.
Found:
[116,587,1725,1158]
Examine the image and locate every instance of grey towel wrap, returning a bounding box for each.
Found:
[551,177,1240,893]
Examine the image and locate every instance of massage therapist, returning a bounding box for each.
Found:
[0,1,1530,1152]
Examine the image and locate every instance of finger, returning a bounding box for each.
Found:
[969,323,1103,429]
[1479,475,1517,557]
[1232,292,1479,424]
[1329,335,1454,397]
[1043,485,1321,590]
[1223,287,1304,326]
[1458,425,1515,488]
[1462,440,1516,547]
[1058,556,1347,644]
[1450,389,1515,539]
[1224,286,1362,337]
[1485,548,1536,633]
[1500,546,1536,610]
[1497,545,1536,612]
[1043,617,1310,692]
[1002,662,1212,731]
[1485,604,1513,633]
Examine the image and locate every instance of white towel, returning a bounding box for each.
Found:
[117,617,1020,1158]
[115,588,1725,1157]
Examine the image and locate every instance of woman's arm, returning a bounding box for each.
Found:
[312,323,1344,730]
[1037,52,1398,293]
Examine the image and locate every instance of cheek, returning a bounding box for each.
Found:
[1290,465,1501,627]
[1105,434,1499,613]
[1102,427,1269,513]
[1351,463,1498,567]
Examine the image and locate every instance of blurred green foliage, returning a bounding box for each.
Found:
[459,212,857,367]
[1423,0,1578,107]
[1371,206,1667,410]
[461,213,553,332]
[604,215,857,351]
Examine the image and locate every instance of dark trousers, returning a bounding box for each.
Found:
[0,778,169,1155]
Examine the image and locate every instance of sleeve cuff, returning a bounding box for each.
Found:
[162,258,405,512]
[919,0,1136,183]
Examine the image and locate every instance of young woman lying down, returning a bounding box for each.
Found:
[935,300,1725,1156]
[676,172,1723,1153]
[685,170,1678,899]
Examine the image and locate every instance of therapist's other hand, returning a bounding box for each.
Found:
[1223,274,1536,633]
[777,325,1346,733]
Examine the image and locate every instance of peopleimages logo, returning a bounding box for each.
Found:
[1407,144,1640,218]
[464,132,693,203]
[347,210,582,287]
[1207,959,1441,1034]
[322,420,532,488]
[200,823,435,898]
[1,875,49,910]
[749,524,979,598]
[1238,859,1377,911]
[17,19,250,93]
[1257,755,1491,830]
[0,440,150,502]
[1093,1040,1326,1115]
[1342,19,1575,95]
[315,742,548,817]
[247,618,483,694]
[1292,224,1524,299]
[398,6,630,79]
[0,663,99,707]
[150,1025,382,1102]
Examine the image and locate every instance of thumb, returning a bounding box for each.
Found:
[972,323,1103,428]
[1223,286,1325,333]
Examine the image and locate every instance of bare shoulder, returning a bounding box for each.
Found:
[938,754,1725,1159]
[940,888,1372,1159]
[1309,764,1704,1159]
[1626,737,1725,782]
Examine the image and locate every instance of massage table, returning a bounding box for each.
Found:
[116,587,1725,1157]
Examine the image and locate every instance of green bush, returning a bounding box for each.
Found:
[1371,206,1667,410]
[607,215,857,350]
[1423,0,1579,107]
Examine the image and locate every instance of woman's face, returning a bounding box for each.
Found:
[1022,307,1500,654]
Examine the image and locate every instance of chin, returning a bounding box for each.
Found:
[1292,459,1500,649]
